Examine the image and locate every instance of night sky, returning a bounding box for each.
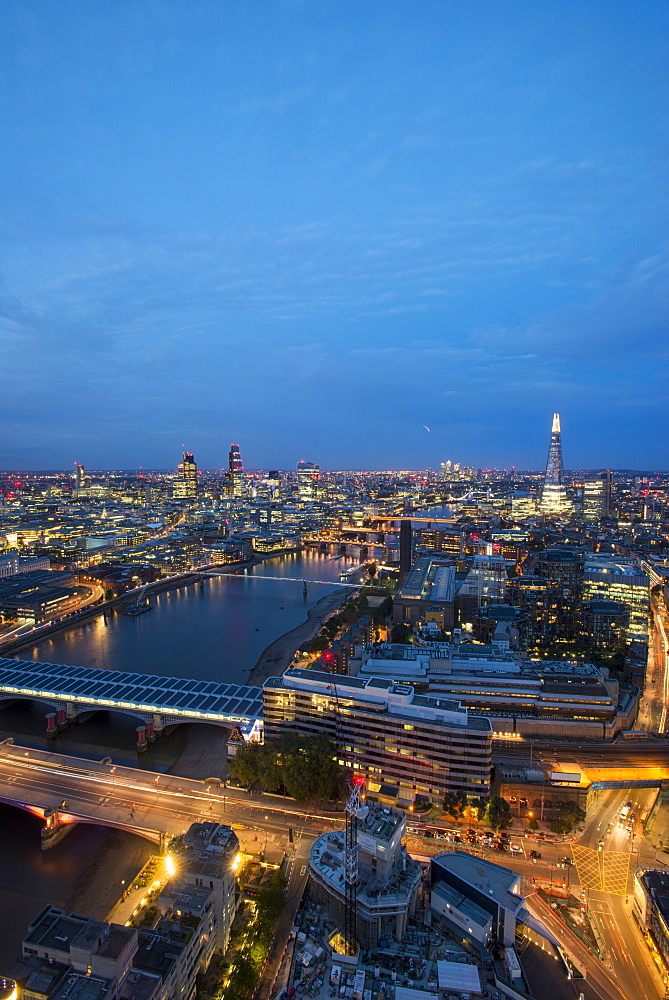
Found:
[1,1,667,471]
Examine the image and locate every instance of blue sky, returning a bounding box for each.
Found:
[0,0,667,471]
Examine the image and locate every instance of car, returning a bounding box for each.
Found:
[510,844,523,855]
[529,850,542,860]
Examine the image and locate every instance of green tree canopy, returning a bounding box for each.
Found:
[229,733,345,802]
[487,796,513,831]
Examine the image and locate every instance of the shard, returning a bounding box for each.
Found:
[539,413,569,513]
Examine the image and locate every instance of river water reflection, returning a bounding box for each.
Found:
[18,549,357,683]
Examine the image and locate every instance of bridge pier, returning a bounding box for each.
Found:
[46,712,57,740]
[153,714,164,737]
[136,726,148,753]
[41,807,77,850]
[66,701,77,723]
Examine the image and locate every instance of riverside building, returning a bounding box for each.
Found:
[354,640,639,739]
[262,667,492,804]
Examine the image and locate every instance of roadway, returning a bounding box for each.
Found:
[1,743,667,999]
[638,590,669,734]
[406,787,665,1000]
[0,742,340,846]
[576,787,664,1000]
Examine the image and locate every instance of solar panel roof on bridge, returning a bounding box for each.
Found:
[0,657,263,723]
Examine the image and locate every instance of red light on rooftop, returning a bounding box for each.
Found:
[353,776,365,786]
[323,651,333,661]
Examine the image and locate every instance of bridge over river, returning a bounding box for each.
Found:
[0,656,263,746]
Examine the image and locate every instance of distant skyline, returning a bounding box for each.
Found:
[1,1,667,471]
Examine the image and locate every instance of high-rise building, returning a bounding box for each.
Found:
[229,444,243,497]
[583,471,612,521]
[539,413,570,514]
[73,463,85,492]
[296,460,320,501]
[174,451,197,498]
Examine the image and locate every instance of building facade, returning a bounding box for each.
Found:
[263,667,492,804]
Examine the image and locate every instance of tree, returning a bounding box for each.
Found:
[367,562,377,579]
[487,796,513,831]
[443,790,467,819]
[229,733,345,802]
[391,622,411,644]
[550,800,585,835]
[528,816,539,831]
[469,796,488,825]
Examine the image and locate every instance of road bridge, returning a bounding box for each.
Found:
[0,657,262,742]
[0,742,339,851]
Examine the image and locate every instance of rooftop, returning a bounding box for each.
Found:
[431,852,524,915]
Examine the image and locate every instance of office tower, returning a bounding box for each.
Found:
[399,519,413,578]
[73,463,85,491]
[229,443,243,497]
[440,460,453,479]
[583,471,612,521]
[174,451,197,498]
[539,413,570,513]
[296,459,320,501]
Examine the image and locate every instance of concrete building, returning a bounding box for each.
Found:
[307,802,421,948]
[430,852,527,952]
[176,822,239,952]
[633,868,669,975]
[263,667,492,804]
[393,556,456,628]
[356,640,639,739]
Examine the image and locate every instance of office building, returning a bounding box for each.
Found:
[308,802,421,948]
[263,667,493,804]
[393,555,455,627]
[228,444,243,497]
[174,452,197,499]
[534,549,584,636]
[634,869,669,975]
[430,852,527,952]
[578,599,629,648]
[357,640,639,739]
[582,555,650,641]
[73,463,85,492]
[505,575,559,646]
[455,554,508,625]
[296,460,320,502]
[583,471,612,520]
[539,413,570,514]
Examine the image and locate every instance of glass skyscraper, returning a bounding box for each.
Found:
[539,413,570,513]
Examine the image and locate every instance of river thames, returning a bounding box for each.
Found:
[0,548,360,968]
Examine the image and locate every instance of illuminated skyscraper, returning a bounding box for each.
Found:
[539,413,570,514]
[583,471,612,521]
[73,463,85,492]
[174,451,197,498]
[229,443,243,497]
[296,460,320,501]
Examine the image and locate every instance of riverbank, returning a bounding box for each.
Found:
[247,586,352,687]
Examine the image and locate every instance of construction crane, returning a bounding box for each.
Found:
[344,776,367,955]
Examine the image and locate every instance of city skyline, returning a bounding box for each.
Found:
[1,1,667,471]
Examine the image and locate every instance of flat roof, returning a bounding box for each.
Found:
[437,960,482,994]
[432,851,523,914]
